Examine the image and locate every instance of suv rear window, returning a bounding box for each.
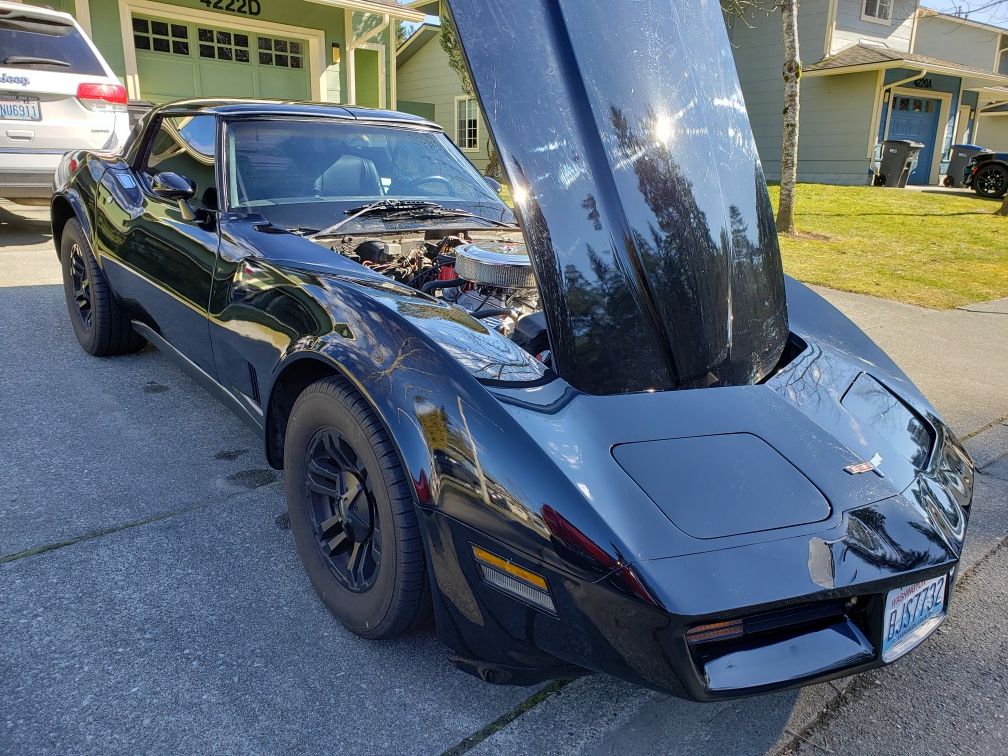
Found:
[0,12,104,75]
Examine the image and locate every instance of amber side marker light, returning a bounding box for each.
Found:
[471,545,556,614]
[686,618,745,645]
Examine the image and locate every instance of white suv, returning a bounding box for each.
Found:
[0,1,130,203]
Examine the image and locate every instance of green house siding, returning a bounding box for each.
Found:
[396,32,491,172]
[89,0,129,80]
[398,100,436,120]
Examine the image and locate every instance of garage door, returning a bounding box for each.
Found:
[131,15,310,103]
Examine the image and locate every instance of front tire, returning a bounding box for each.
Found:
[60,219,145,356]
[284,375,431,639]
[972,164,1008,199]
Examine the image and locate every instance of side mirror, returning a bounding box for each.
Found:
[483,175,502,194]
[151,171,197,220]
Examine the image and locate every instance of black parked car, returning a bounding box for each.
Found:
[50,0,973,700]
[963,150,1008,198]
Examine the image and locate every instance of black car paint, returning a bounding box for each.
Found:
[447,0,789,396]
[51,90,972,702]
[963,150,1008,195]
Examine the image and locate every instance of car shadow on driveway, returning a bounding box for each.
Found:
[0,203,52,249]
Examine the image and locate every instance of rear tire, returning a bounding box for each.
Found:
[283,375,431,639]
[60,219,145,356]
[972,164,1008,199]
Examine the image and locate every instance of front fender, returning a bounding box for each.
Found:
[783,276,936,416]
[261,274,615,576]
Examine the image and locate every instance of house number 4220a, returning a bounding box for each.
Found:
[199,0,262,16]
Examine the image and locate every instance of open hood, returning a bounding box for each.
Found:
[446,0,788,394]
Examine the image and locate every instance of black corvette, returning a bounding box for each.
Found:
[51,0,973,700]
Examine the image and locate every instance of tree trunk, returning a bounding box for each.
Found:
[998,193,1008,217]
[485,142,502,180]
[776,0,800,235]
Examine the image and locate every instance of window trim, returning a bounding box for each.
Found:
[454,95,480,154]
[861,0,893,26]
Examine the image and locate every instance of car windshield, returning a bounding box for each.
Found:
[224,118,514,230]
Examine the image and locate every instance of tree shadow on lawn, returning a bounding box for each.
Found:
[800,210,993,218]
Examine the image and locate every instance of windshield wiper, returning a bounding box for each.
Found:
[3,55,70,67]
[309,200,440,238]
[309,199,514,238]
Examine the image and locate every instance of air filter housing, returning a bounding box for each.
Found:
[454,242,536,289]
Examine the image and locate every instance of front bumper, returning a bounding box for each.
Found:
[419,428,973,700]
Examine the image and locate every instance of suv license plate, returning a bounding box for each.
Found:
[0,95,42,122]
[881,572,949,662]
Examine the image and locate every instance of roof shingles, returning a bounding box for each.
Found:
[806,43,1006,79]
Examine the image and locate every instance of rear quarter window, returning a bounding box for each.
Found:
[0,13,105,75]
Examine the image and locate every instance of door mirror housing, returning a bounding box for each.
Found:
[483,175,502,194]
[151,172,197,220]
[151,171,196,200]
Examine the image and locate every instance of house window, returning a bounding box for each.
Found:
[862,0,892,24]
[455,96,479,152]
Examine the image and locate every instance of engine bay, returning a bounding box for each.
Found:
[321,229,551,362]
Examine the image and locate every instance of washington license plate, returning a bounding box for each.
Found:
[0,95,41,121]
[882,573,949,662]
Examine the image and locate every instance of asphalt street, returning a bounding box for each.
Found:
[2,199,1006,755]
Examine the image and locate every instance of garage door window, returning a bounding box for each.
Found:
[133,17,189,56]
[258,36,303,69]
[198,28,250,63]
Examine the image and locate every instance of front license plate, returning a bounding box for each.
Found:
[0,95,41,122]
[881,573,949,662]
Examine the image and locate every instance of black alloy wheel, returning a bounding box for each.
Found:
[973,164,1008,199]
[60,218,145,356]
[305,428,382,593]
[284,375,431,639]
[68,241,93,329]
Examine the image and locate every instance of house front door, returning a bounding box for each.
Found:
[888,95,941,185]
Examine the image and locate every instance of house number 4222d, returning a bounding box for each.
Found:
[199,0,262,16]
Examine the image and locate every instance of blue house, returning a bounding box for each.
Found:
[727,2,1008,185]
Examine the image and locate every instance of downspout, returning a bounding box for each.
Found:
[887,69,928,91]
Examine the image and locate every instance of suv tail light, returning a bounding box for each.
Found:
[76,83,127,113]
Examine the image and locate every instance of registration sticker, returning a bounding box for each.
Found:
[881,572,949,662]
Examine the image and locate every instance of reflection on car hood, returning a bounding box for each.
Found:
[447,0,788,394]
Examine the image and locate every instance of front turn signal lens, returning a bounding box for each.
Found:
[471,544,555,614]
[686,618,745,644]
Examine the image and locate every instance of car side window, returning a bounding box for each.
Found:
[142,115,218,209]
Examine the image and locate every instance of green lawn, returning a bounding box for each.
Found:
[496,182,1005,309]
[768,184,1007,309]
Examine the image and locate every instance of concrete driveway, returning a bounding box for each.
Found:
[2,200,1006,755]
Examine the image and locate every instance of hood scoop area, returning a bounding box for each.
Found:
[613,434,831,540]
